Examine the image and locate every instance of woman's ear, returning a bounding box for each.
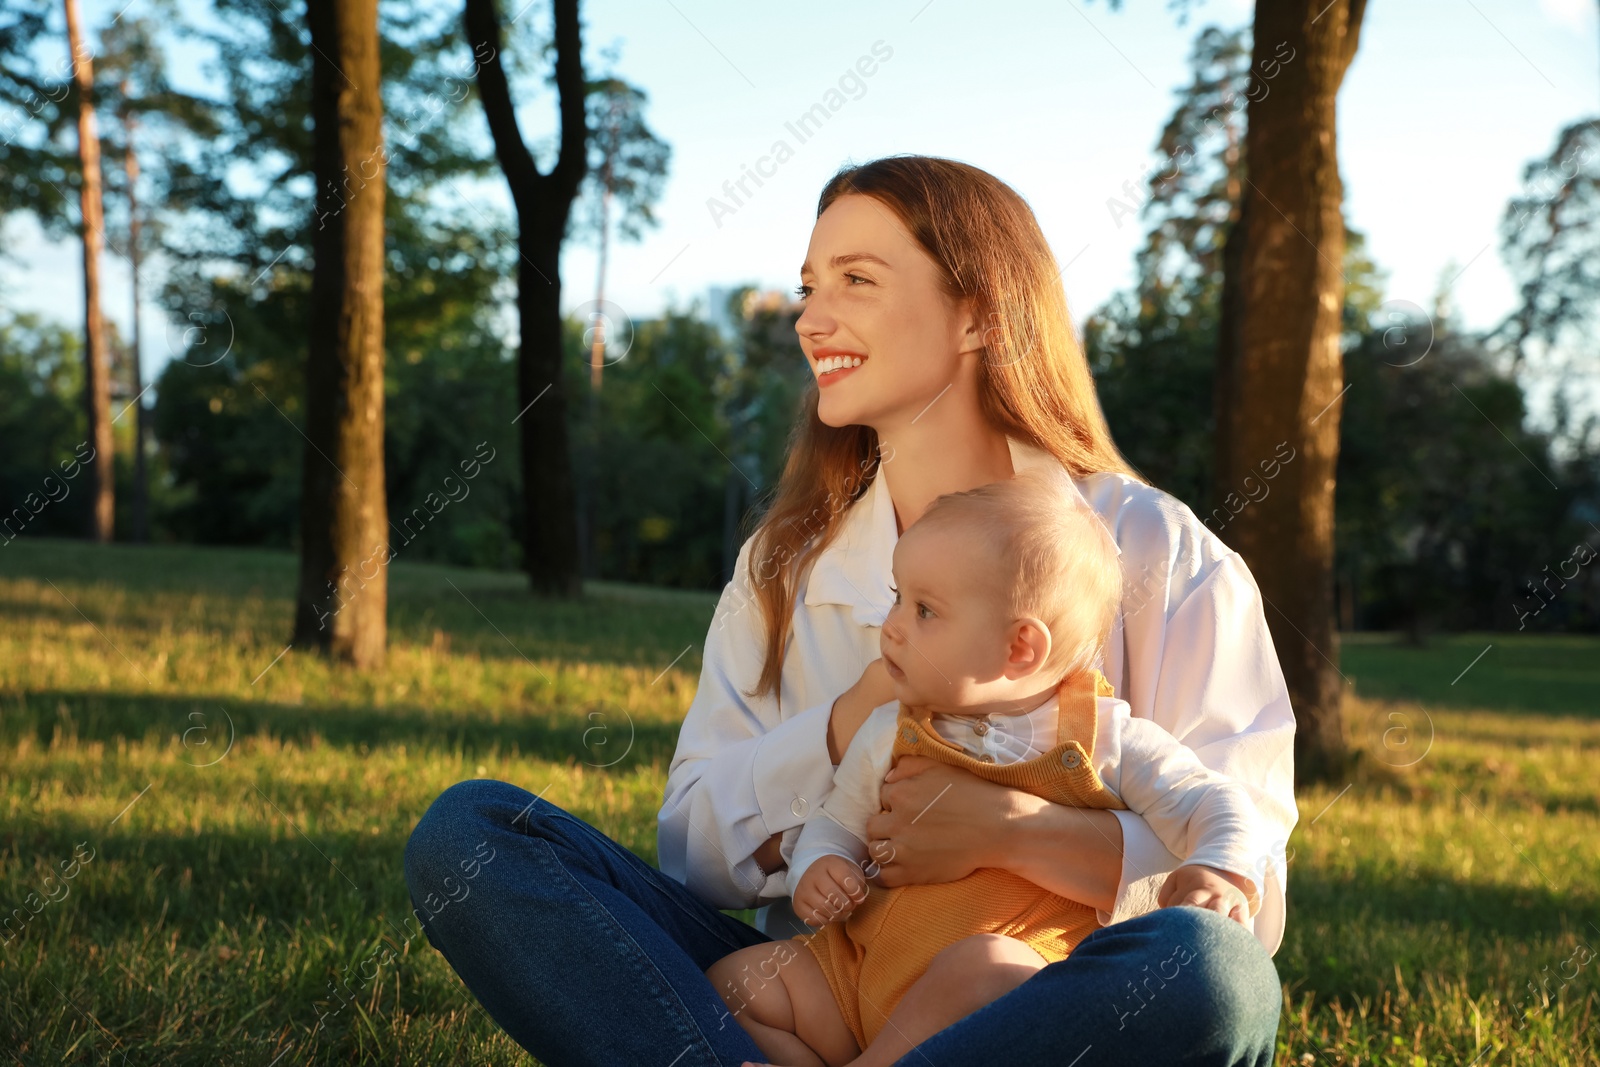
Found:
[955,295,987,358]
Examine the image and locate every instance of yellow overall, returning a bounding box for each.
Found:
[797,666,1125,1050]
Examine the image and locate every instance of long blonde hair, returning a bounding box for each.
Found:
[742,155,1144,702]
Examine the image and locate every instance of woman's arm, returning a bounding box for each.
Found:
[861,757,1126,915]
[746,658,897,877]
[1099,548,1298,953]
[990,789,1127,915]
[656,542,844,909]
[656,540,901,909]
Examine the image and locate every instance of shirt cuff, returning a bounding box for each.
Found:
[751,697,842,839]
[1099,808,1178,927]
[1102,810,1286,955]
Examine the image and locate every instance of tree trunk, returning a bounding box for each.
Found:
[124,98,149,543]
[63,0,113,542]
[464,0,586,598]
[1214,0,1367,785]
[292,0,388,667]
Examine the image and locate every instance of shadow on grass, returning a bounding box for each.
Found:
[1283,863,1597,999]
[5,814,1586,987]
[2,801,673,948]
[1343,632,1600,721]
[2,688,686,767]
[0,537,725,675]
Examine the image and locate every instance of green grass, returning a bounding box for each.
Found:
[1,539,1596,1065]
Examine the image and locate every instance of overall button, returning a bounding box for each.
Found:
[971,720,991,736]
[978,753,996,763]
[899,725,918,745]
[1060,749,1083,769]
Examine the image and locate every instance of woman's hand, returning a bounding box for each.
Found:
[860,755,1015,887]
[827,658,900,764]
[861,754,1127,913]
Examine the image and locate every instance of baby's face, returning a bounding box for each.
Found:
[878,522,1015,713]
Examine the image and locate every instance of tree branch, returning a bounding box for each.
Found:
[462,0,540,199]
[548,0,587,203]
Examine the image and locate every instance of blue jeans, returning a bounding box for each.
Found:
[403,779,1281,1066]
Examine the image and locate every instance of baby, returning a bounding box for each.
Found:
[704,467,1267,1067]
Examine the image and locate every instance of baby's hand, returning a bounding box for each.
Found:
[793,855,870,927]
[1157,864,1258,925]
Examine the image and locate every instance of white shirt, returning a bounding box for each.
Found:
[656,435,1298,954]
[786,692,1266,911]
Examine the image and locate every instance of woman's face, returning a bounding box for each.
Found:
[795,194,981,431]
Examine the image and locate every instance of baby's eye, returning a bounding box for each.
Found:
[917,603,933,620]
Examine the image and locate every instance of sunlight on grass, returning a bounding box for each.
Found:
[2,540,1597,1064]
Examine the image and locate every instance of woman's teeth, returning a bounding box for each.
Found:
[818,355,863,375]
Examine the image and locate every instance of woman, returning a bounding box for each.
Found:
[405,155,1297,1067]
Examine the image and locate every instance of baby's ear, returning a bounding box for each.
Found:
[1005,617,1052,677]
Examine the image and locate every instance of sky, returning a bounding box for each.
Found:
[2,0,1597,387]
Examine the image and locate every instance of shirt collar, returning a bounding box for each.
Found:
[801,435,1104,627]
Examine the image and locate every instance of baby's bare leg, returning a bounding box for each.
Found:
[850,934,1048,1067]
[705,937,861,1067]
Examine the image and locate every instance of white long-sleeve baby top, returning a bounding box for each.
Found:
[786,688,1268,916]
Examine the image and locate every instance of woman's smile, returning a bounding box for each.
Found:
[813,346,866,386]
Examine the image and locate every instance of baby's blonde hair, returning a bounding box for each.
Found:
[913,467,1123,682]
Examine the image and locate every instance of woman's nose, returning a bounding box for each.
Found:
[795,292,835,342]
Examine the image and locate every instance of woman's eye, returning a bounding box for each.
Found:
[795,274,867,300]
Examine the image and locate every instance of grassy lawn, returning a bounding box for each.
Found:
[1,540,1595,1065]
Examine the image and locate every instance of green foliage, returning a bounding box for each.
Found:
[568,70,671,245]
[1085,288,1218,508]
[131,0,519,565]
[1500,118,1600,371]
[567,291,811,589]
[0,0,75,229]
[147,285,309,545]
[1337,321,1598,636]
[0,311,89,539]
[1087,20,1600,638]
